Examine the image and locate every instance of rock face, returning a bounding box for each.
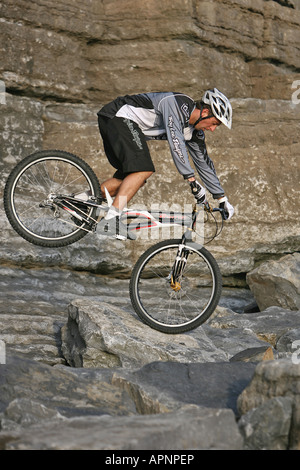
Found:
[1,0,300,102]
[1,0,300,451]
[0,0,300,274]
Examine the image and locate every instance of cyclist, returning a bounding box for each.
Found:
[96,87,234,240]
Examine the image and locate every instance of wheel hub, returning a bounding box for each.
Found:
[170,277,181,291]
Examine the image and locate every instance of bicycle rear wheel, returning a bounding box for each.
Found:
[129,239,222,333]
[3,150,101,247]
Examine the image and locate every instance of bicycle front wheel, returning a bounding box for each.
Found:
[129,239,222,334]
[3,150,101,247]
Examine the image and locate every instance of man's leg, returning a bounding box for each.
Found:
[101,171,153,209]
[111,171,153,211]
[101,177,123,199]
[97,171,153,240]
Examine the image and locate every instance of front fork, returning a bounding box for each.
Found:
[169,204,199,291]
[170,244,189,291]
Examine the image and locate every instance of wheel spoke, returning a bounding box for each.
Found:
[4,151,100,247]
[130,240,221,333]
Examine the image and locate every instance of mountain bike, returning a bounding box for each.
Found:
[3,149,228,334]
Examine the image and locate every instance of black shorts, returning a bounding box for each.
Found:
[98,115,155,180]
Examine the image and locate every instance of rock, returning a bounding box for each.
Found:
[209,305,300,348]
[112,361,256,416]
[1,398,65,431]
[62,299,279,369]
[270,0,295,8]
[237,359,300,413]
[2,97,299,272]
[230,346,274,363]
[0,94,44,181]
[60,295,300,370]
[1,296,300,450]
[237,359,300,450]
[0,265,134,366]
[2,406,243,451]
[238,396,293,450]
[242,300,260,313]
[0,353,247,450]
[0,264,272,367]
[247,253,300,311]
[276,328,300,355]
[1,0,300,102]
[2,354,300,450]
[61,299,229,368]
[1,0,300,451]
[0,354,137,420]
[0,311,66,366]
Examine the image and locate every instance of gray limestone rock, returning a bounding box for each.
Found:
[1,0,300,451]
[238,396,293,450]
[247,253,300,311]
[2,406,243,450]
[237,359,300,450]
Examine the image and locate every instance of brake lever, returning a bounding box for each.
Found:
[212,207,228,220]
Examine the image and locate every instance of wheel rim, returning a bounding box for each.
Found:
[133,243,216,329]
[10,157,96,241]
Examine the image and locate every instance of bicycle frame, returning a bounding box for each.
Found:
[54,195,206,235]
[52,190,225,243]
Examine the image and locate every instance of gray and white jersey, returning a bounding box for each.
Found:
[98,92,224,198]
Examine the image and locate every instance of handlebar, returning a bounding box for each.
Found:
[188,202,227,244]
[199,200,228,221]
[212,207,229,221]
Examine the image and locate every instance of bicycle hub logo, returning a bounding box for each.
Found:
[0,80,6,105]
[0,340,6,364]
[291,80,300,105]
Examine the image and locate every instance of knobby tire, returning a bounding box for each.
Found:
[129,239,222,333]
[3,150,101,247]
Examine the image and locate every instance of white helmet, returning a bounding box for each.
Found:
[202,88,232,129]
